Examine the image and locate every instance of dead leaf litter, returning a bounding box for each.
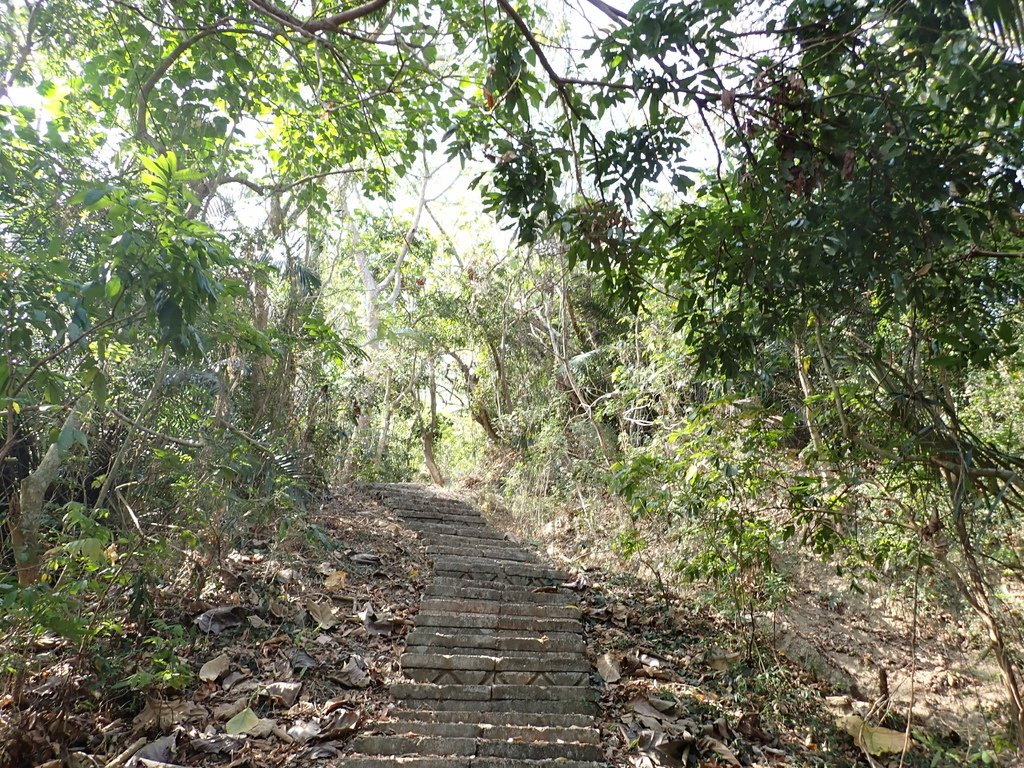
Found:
[0,489,428,768]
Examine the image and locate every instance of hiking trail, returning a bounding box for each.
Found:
[343,483,606,767]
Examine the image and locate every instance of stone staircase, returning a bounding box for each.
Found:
[344,483,606,767]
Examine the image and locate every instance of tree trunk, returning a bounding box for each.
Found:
[422,363,444,485]
[793,336,824,454]
[374,370,393,464]
[95,351,168,515]
[946,503,1024,744]
[485,338,512,415]
[12,397,88,584]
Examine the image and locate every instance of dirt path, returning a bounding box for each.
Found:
[344,483,606,767]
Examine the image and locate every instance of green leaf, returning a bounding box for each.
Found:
[105,275,123,299]
[925,355,965,369]
[226,707,261,735]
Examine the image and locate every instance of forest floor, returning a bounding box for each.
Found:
[0,486,1011,767]
[480,489,1013,767]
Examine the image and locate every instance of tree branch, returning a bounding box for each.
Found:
[199,167,365,198]
[246,0,388,35]
[581,0,629,24]
[494,0,581,121]
[110,408,204,449]
[135,21,229,142]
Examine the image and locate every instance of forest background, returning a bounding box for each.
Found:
[2,0,1024,764]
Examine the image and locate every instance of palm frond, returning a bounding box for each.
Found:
[971,0,1024,48]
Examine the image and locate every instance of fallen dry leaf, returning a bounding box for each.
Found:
[700,736,741,766]
[264,681,302,707]
[596,652,621,683]
[307,599,340,630]
[212,699,247,721]
[324,571,348,590]
[133,697,206,731]
[221,670,246,690]
[839,715,912,757]
[194,606,243,634]
[198,653,231,683]
[562,573,591,591]
[638,729,690,767]
[287,719,322,743]
[320,709,360,738]
[357,602,396,636]
[631,698,669,721]
[269,599,297,620]
[332,655,370,688]
[704,647,741,672]
[191,732,244,754]
[349,552,381,565]
[134,734,176,763]
[289,648,319,670]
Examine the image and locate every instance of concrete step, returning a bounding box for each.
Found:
[353,735,474,757]
[404,522,508,540]
[396,697,599,715]
[375,720,601,744]
[353,735,604,763]
[390,709,596,729]
[382,494,477,509]
[418,598,580,620]
[337,759,470,768]
[413,613,582,634]
[405,630,585,654]
[424,584,576,605]
[402,645,587,660]
[401,653,590,673]
[339,759,604,768]
[432,556,569,580]
[398,512,487,526]
[392,683,597,705]
[425,545,537,563]
[477,740,603,761]
[420,533,524,549]
[403,667,590,686]
[431,572,567,589]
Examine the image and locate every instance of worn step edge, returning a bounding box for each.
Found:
[339,758,605,768]
[392,683,597,705]
[402,645,585,660]
[390,709,595,728]
[374,721,601,744]
[432,557,569,578]
[413,614,582,633]
[352,736,474,757]
[404,637,585,655]
[401,652,590,672]
[418,599,580,619]
[339,757,470,768]
[424,585,576,604]
[425,546,536,564]
[404,669,590,686]
[352,736,603,762]
[396,698,599,715]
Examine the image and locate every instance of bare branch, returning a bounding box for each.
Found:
[199,167,365,198]
[246,0,388,35]
[110,408,204,449]
[581,0,629,24]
